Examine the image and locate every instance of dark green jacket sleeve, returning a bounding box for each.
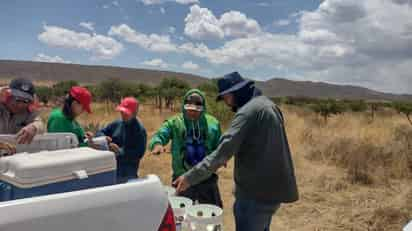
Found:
[149,119,173,151]
[184,112,251,186]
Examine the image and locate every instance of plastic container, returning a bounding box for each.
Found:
[186,204,223,231]
[164,185,176,197]
[404,220,412,231]
[169,196,193,231]
[90,136,109,151]
[0,133,79,153]
[0,147,116,201]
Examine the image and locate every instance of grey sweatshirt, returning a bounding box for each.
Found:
[184,95,299,203]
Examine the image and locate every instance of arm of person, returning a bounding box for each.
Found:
[95,121,117,137]
[181,112,251,187]
[149,119,173,153]
[25,112,45,134]
[16,112,45,144]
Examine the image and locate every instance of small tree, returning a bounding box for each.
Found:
[197,79,218,95]
[369,102,381,121]
[35,86,53,105]
[394,102,412,126]
[97,78,123,102]
[158,78,190,111]
[310,99,346,123]
[52,80,79,97]
[345,100,368,112]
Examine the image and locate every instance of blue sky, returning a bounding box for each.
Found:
[1,0,412,94]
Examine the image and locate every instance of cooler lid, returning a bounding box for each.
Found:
[0,147,116,188]
[0,133,79,153]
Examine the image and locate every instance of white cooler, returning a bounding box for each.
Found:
[0,133,79,154]
[0,147,116,201]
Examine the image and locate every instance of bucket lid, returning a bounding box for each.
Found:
[186,204,223,224]
[169,196,193,209]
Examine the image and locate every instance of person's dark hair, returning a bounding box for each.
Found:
[62,94,76,120]
[231,83,256,112]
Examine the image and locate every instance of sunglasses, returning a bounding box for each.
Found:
[185,101,203,106]
[13,97,32,104]
[185,94,203,106]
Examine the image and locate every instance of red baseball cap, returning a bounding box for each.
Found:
[70,86,92,114]
[116,97,138,116]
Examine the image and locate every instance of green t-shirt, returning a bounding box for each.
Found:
[47,109,87,147]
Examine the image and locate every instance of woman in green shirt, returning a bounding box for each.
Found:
[47,86,93,147]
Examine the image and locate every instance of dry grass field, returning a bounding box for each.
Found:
[40,101,412,231]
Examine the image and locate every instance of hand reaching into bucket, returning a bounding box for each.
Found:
[173,176,190,194]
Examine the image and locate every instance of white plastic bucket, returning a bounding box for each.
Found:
[169,196,193,231]
[90,137,109,150]
[186,204,223,231]
[164,185,176,197]
[404,220,412,231]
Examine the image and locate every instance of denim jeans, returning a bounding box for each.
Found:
[233,196,281,231]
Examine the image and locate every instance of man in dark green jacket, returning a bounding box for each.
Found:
[174,72,298,231]
[150,89,223,207]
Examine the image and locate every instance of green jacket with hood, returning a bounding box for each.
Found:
[149,89,221,178]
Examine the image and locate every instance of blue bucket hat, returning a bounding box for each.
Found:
[216,72,253,101]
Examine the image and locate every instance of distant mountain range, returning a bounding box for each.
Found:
[0,60,410,101]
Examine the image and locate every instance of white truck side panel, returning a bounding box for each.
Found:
[0,175,168,231]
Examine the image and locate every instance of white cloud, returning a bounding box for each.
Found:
[220,11,261,38]
[141,0,162,4]
[75,0,411,93]
[33,53,72,64]
[175,0,198,4]
[38,25,123,60]
[79,22,95,31]
[257,2,270,7]
[184,5,261,40]
[184,5,224,40]
[168,26,176,34]
[141,0,198,5]
[274,19,291,26]
[182,61,199,70]
[179,0,412,93]
[109,24,177,52]
[103,4,109,9]
[141,58,169,68]
[112,1,120,7]
[160,7,166,14]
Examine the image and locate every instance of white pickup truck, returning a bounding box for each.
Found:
[0,175,176,231]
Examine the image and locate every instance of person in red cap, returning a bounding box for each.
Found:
[47,86,95,147]
[94,97,147,183]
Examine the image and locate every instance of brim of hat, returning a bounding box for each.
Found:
[11,89,33,101]
[116,105,133,116]
[183,104,203,112]
[216,80,254,101]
